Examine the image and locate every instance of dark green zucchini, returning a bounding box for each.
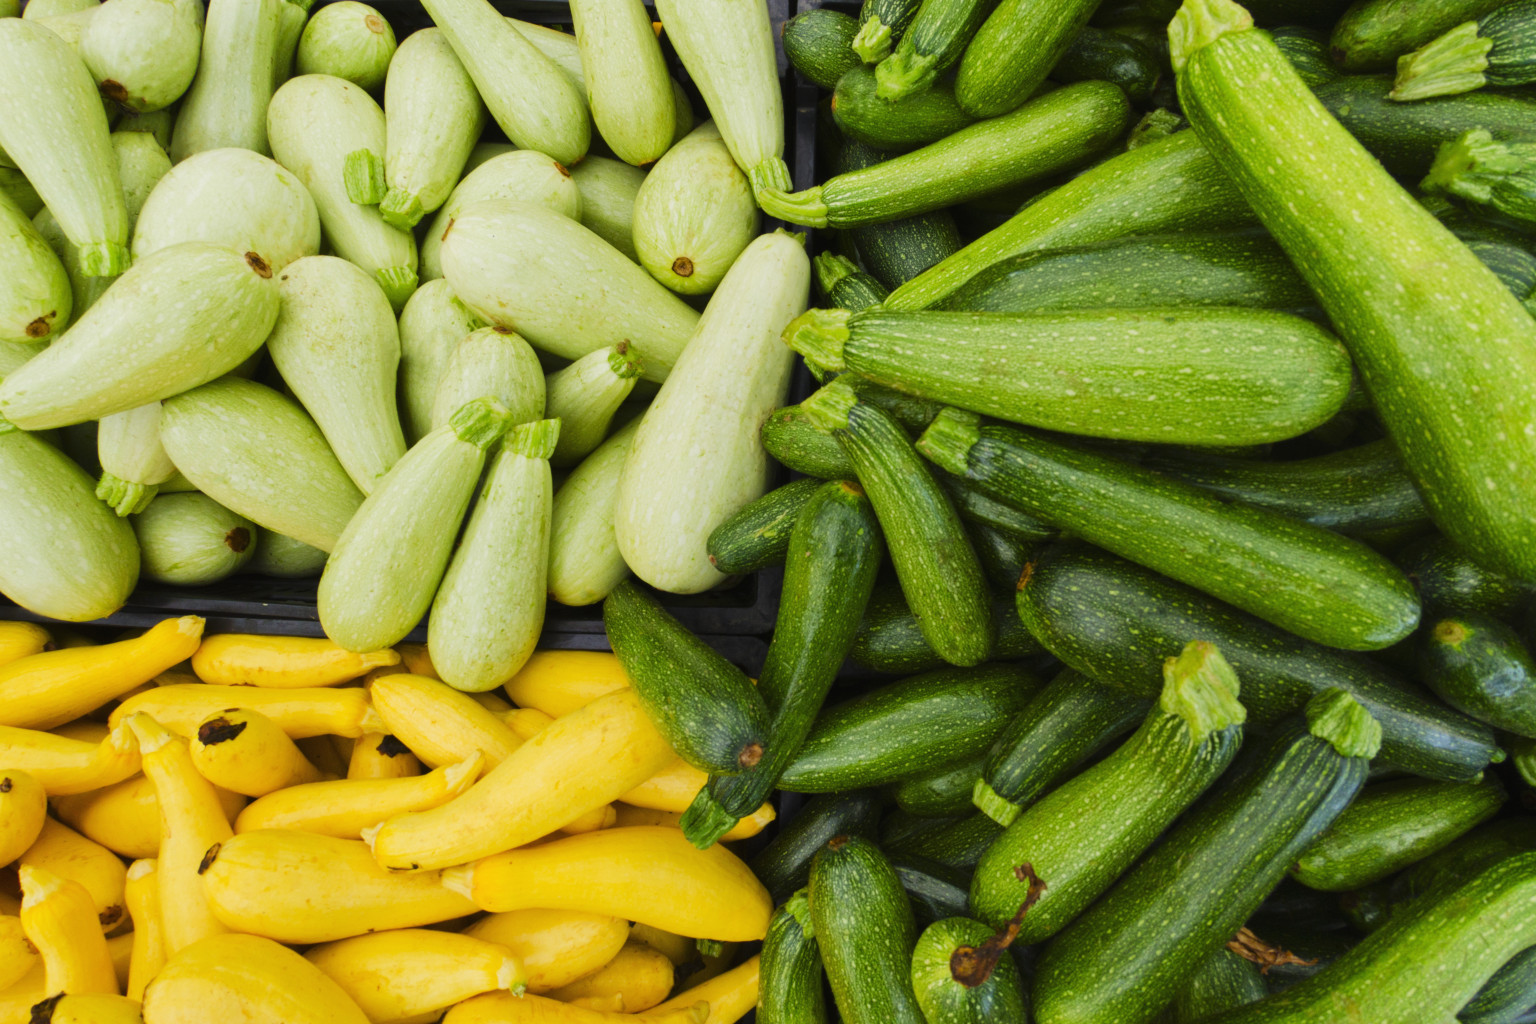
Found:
[892,751,986,817]
[891,854,973,927]
[1014,541,1498,781]
[975,667,1152,825]
[763,405,856,479]
[911,915,1030,1024]
[889,810,1006,871]
[800,381,994,667]
[856,210,965,290]
[809,835,925,1024]
[850,586,1043,675]
[1168,948,1269,1023]
[778,663,1037,792]
[932,231,1319,316]
[706,477,826,575]
[1290,775,1507,891]
[831,66,975,151]
[813,252,889,312]
[603,581,770,775]
[1423,130,1536,234]
[1272,25,1340,87]
[758,891,828,1024]
[1032,690,1380,1024]
[1397,817,1536,903]
[1398,534,1531,619]
[918,410,1419,651]
[1466,240,1536,306]
[783,9,864,91]
[1140,439,1430,537]
[1055,24,1164,105]
[1241,0,1352,25]
[1329,0,1509,72]
[1394,1,1536,100]
[1419,611,1536,736]
[1251,877,1357,934]
[1256,925,1360,993]
[854,0,924,63]
[686,481,884,846]
[1462,945,1536,1024]
[762,381,944,481]
[751,790,884,905]
[940,475,1053,544]
[882,808,964,850]
[967,521,1029,592]
[875,0,998,101]
[971,641,1248,940]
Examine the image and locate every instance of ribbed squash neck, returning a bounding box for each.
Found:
[1392,21,1492,101]
[814,252,860,297]
[1169,0,1255,74]
[1423,129,1536,205]
[916,407,981,478]
[782,308,851,374]
[851,17,893,63]
[448,397,512,450]
[757,186,829,228]
[679,786,738,849]
[1158,640,1246,741]
[973,777,1023,827]
[799,378,859,433]
[504,418,559,460]
[1306,688,1383,759]
[607,342,643,380]
[784,888,814,936]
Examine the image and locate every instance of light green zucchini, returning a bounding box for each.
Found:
[396,278,485,446]
[668,76,697,144]
[133,491,257,586]
[295,1,395,92]
[159,377,364,552]
[0,19,129,277]
[379,29,486,232]
[0,345,41,379]
[568,156,646,262]
[170,0,283,161]
[25,0,98,18]
[462,142,516,175]
[80,0,201,113]
[614,231,808,594]
[429,325,545,432]
[419,150,581,282]
[653,0,790,195]
[0,243,278,431]
[115,107,177,151]
[244,530,327,578]
[420,0,588,166]
[271,0,308,90]
[506,17,587,99]
[429,418,558,692]
[131,147,321,273]
[631,121,759,295]
[0,427,138,621]
[318,397,511,652]
[544,343,642,466]
[267,74,418,310]
[547,417,639,606]
[30,6,100,52]
[0,190,70,344]
[95,402,176,516]
[0,155,45,220]
[265,255,406,495]
[571,0,674,166]
[439,198,699,382]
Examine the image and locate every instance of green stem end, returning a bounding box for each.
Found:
[77,241,131,278]
[874,51,937,101]
[607,341,644,380]
[915,406,981,478]
[782,308,852,375]
[1159,640,1246,740]
[798,378,859,434]
[380,187,425,231]
[749,159,794,199]
[783,888,814,937]
[1169,0,1255,75]
[679,786,739,850]
[504,418,560,460]
[1305,688,1383,759]
[973,778,1023,827]
[344,149,387,205]
[851,18,892,64]
[813,251,860,300]
[95,473,157,517]
[757,186,829,228]
[448,397,512,450]
[1391,21,1491,102]
[375,266,418,313]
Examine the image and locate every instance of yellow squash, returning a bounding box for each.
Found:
[620,757,709,813]
[27,993,145,1024]
[19,864,119,996]
[305,928,527,1023]
[187,707,323,796]
[462,909,632,993]
[547,941,675,1012]
[0,620,51,668]
[443,991,707,1024]
[612,802,774,842]
[369,673,521,771]
[191,634,400,688]
[503,650,630,716]
[644,955,760,1024]
[0,722,140,795]
[54,774,246,861]
[235,753,481,837]
[0,767,47,864]
[140,933,369,1024]
[0,912,39,990]
[124,859,165,1001]
[17,817,129,933]
[112,684,383,739]
[347,731,423,779]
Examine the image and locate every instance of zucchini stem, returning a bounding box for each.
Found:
[343,149,387,206]
[851,17,893,64]
[798,378,859,433]
[950,863,1044,988]
[679,786,739,849]
[1159,640,1246,740]
[504,418,560,460]
[379,187,425,231]
[748,159,794,199]
[875,50,937,101]
[76,241,131,278]
[756,186,830,229]
[1304,689,1383,759]
[95,473,157,517]
[447,397,512,451]
[1168,0,1254,74]
[813,252,861,299]
[374,267,419,313]
[607,341,643,380]
[783,888,814,937]
[782,308,852,374]
[1391,21,1492,101]
[1422,129,1534,207]
[973,777,1024,827]
[914,407,982,478]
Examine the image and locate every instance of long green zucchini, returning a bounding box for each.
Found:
[875,0,997,101]
[788,307,1352,446]
[851,586,1043,675]
[759,892,827,1024]
[1014,541,1498,782]
[809,835,924,1024]
[831,65,975,151]
[1169,949,1269,1023]
[1398,534,1530,618]
[1173,0,1536,582]
[706,477,826,575]
[954,0,1101,116]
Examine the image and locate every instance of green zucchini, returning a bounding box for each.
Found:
[889,811,1005,872]
[1015,542,1498,782]
[547,417,640,607]
[912,915,1030,1024]
[883,809,963,853]
[954,0,1100,116]
[1033,690,1380,1024]
[133,492,257,586]
[875,0,995,101]
[919,410,1419,650]
[855,0,922,62]
[0,190,70,345]
[1174,2,1536,583]
[0,20,128,277]
[975,668,1151,826]
[1462,946,1536,1024]
[801,380,994,666]
[885,129,1257,311]
[891,856,970,929]
[809,835,925,1024]
[1271,25,1339,86]
[851,586,1043,675]
[379,28,487,231]
[1291,775,1507,891]
[419,0,588,165]
[318,397,510,651]
[759,892,827,1024]
[567,156,645,263]
[1423,129,1536,233]
[429,326,545,433]
[684,479,884,846]
[0,244,278,431]
[764,81,1129,228]
[749,790,883,904]
[570,0,673,166]
[778,664,1038,792]
[0,428,138,622]
[543,343,641,467]
[1399,818,1536,903]
[1168,949,1268,1023]
[965,523,1026,594]
[131,147,321,274]
[631,121,760,295]
[95,402,175,517]
[604,579,771,775]
[831,65,976,151]
[429,419,557,693]
[23,0,97,19]
[654,0,790,195]
[614,231,807,593]
[267,74,418,310]
[294,1,394,91]
[159,377,364,553]
[941,477,1052,548]
[80,0,201,113]
[763,403,857,479]
[419,150,582,283]
[793,307,1351,446]
[856,209,963,290]
[1330,0,1508,72]
[934,231,1316,315]
[1053,24,1165,105]
[784,9,862,89]
[265,255,406,495]
[440,198,698,383]
[170,0,282,160]
[1199,852,1536,1023]
[972,641,1248,941]
[706,477,827,576]
[395,280,484,447]
[892,753,986,817]
[1395,1,1536,99]
[1420,611,1536,736]
[245,531,326,579]
[1399,535,1530,619]
[1468,240,1536,305]
[1140,440,1429,538]
[814,252,889,312]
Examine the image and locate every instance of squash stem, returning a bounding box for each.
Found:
[813,252,861,299]
[783,888,814,936]
[504,418,560,460]
[748,159,794,198]
[972,778,1023,828]
[799,378,859,433]
[95,473,157,517]
[1305,689,1383,759]
[343,149,387,205]
[77,241,131,278]
[679,786,739,849]
[756,186,830,229]
[1422,129,1534,206]
[1391,21,1492,101]
[448,397,513,451]
[1158,640,1246,741]
[851,17,893,64]
[875,50,937,101]
[950,863,1045,988]
[379,187,425,231]
[782,308,852,374]
[696,938,724,958]
[374,267,419,313]
[607,342,643,380]
[915,407,981,478]
[1168,0,1254,74]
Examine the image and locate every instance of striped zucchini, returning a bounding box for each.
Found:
[79,0,202,113]
[852,586,1043,675]
[1169,950,1268,1023]
[1173,0,1536,581]
[419,150,582,282]
[815,252,889,311]
[706,477,826,575]
[0,190,70,345]
[95,402,176,517]
[1393,0,1536,99]
[784,8,862,87]
[429,326,545,433]
[855,0,922,62]
[294,1,396,91]
[543,343,641,467]
[396,279,485,446]
[170,0,283,160]
[1329,0,1506,72]
[874,0,995,101]
[570,0,674,166]
[134,492,257,586]
[547,417,640,606]
[832,64,976,151]
[1397,534,1530,618]
[955,0,1102,117]
[759,892,827,1024]
[567,155,646,262]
